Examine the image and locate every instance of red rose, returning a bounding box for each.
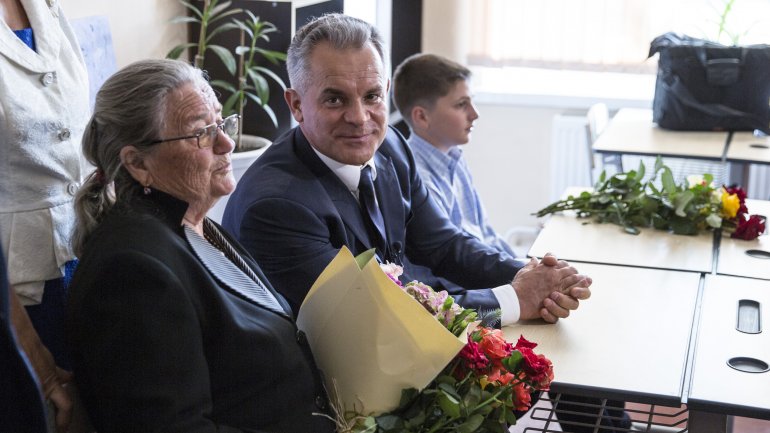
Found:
[513,335,538,350]
[478,328,513,360]
[512,382,532,412]
[458,340,489,371]
[732,214,766,241]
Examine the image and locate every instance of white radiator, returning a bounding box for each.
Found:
[748,165,770,200]
[550,114,733,201]
[549,114,592,201]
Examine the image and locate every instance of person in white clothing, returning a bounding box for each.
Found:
[0,0,90,430]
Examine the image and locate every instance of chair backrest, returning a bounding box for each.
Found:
[584,103,610,184]
[586,102,610,144]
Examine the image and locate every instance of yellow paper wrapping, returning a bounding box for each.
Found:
[296,247,467,415]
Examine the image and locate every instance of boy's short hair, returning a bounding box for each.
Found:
[392,53,471,128]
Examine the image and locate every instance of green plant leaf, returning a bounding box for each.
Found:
[661,167,676,195]
[221,92,241,117]
[254,66,287,90]
[206,21,240,41]
[248,70,270,101]
[437,391,461,418]
[170,16,199,24]
[179,0,203,19]
[208,44,237,75]
[209,0,233,17]
[673,190,694,217]
[457,414,485,433]
[166,42,197,60]
[502,351,523,373]
[210,79,237,93]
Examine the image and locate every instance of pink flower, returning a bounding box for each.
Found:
[380,263,403,287]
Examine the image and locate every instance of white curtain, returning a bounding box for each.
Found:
[468,0,770,73]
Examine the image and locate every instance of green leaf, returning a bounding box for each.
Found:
[210,79,237,94]
[661,167,676,195]
[210,0,234,17]
[502,351,523,372]
[633,160,646,183]
[255,66,287,90]
[375,414,402,431]
[437,391,461,418]
[208,44,237,75]
[654,155,664,173]
[673,190,695,217]
[457,414,485,433]
[206,21,240,41]
[462,381,482,408]
[166,43,197,60]
[221,91,240,117]
[706,213,723,228]
[438,382,461,400]
[179,0,203,19]
[170,16,199,24]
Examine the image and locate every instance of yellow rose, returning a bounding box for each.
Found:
[721,192,740,218]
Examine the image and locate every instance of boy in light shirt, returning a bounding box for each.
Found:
[392,53,631,433]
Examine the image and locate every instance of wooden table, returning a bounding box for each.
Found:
[592,108,729,161]
[717,199,770,280]
[687,275,770,420]
[504,263,700,406]
[528,212,715,273]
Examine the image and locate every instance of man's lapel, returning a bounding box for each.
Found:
[294,130,374,250]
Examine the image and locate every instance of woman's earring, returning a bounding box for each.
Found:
[143,185,152,195]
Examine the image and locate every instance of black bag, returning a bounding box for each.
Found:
[649,32,770,134]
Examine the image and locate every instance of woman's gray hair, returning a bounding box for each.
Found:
[287,13,388,94]
[73,58,209,256]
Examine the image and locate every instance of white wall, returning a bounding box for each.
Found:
[461,104,563,235]
[63,0,186,67]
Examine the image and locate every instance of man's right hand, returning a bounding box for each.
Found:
[511,253,591,322]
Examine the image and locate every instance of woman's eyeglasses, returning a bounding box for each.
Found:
[147,114,240,148]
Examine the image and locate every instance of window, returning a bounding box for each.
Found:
[469,0,770,74]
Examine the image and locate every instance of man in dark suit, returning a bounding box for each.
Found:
[223,13,591,325]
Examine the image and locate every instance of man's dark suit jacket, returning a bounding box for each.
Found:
[67,190,333,433]
[222,126,523,315]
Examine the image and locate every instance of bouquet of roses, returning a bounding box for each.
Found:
[348,264,554,433]
[535,157,765,240]
[296,248,553,433]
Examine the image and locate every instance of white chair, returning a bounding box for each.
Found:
[585,103,622,183]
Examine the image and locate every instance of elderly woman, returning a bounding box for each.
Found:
[66,59,334,432]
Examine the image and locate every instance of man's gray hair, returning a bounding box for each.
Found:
[287,13,388,93]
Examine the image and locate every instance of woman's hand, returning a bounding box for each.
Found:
[9,292,73,432]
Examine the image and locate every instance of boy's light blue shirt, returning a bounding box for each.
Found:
[407,133,520,324]
[408,134,516,256]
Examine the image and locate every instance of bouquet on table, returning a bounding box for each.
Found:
[297,247,553,433]
[535,157,765,240]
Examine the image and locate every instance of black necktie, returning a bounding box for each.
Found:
[358,165,388,257]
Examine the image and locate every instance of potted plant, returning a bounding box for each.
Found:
[167,0,288,152]
[167,0,288,222]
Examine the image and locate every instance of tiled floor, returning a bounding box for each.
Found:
[509,398,770,432]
